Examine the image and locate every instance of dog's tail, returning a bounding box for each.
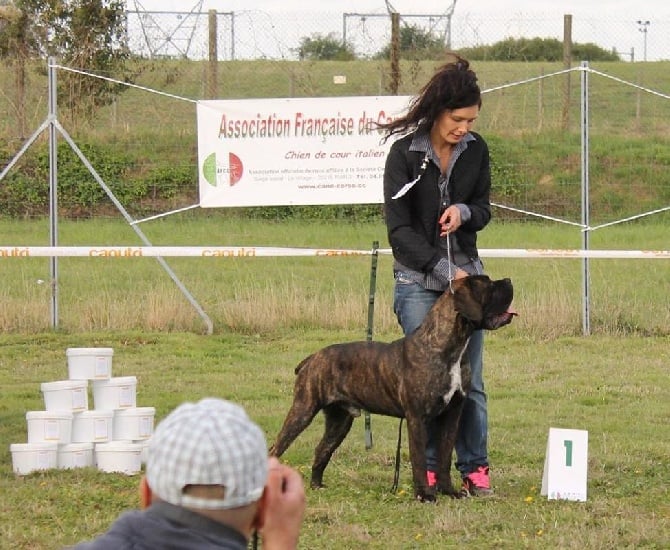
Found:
[294,354,314,375]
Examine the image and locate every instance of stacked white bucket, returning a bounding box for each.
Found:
[10,348,154,476]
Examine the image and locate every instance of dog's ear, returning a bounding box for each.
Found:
[452,276,487,322]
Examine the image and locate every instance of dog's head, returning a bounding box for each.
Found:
[452,275,516,330]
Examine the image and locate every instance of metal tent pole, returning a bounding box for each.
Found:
[41,58,213,334]
[48,56,59,328]
[580,61,591,335]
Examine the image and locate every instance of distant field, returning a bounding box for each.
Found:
[3,58,670,137]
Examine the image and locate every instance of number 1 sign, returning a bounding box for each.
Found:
[541,427,589,501]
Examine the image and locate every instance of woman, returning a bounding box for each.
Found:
[381,54,493,497]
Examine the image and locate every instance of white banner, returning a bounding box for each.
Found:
[196,96,412,207]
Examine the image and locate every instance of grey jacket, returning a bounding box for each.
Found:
[68,502,248,550]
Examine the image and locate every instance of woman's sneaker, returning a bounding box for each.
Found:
[461,465,493,497]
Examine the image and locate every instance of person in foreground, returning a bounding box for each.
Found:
[381,53,494,497]
[70,397,305,550]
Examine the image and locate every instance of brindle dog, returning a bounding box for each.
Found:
[270,275,515,502]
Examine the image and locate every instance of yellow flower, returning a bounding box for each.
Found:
[524,496,534,503]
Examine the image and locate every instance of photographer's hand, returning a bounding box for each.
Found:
[260,457,306,550]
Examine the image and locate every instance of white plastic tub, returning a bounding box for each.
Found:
[26,410,73,443]
[10,442,58,475]
[41,380,88,412]
[113,407,155,441]
[67,347,113,380]
[95,441,143,475]
[136,438,151,464]
[58,442,94,469]
[72,410,114,443]
[92,376,137,410]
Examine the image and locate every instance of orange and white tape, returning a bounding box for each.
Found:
[0,246,669,259]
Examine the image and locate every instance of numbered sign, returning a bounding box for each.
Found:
[541,427,588,501]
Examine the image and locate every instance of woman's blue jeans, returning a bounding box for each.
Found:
[393,279,488,477]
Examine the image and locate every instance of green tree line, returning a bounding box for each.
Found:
[298,26,618,62]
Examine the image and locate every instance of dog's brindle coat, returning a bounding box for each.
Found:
[270,275,515,502]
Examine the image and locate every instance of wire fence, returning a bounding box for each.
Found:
[123,10,670,62]
[1,58,669,225]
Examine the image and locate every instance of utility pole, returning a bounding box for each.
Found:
[636,20,650,61]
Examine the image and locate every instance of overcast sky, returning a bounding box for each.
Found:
[201,0,662,17]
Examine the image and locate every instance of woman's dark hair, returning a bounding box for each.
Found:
[380,53,481,141]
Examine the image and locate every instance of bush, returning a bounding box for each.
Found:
[460,37,619,62]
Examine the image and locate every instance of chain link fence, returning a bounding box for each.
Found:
[123,10,669,62]
[1,9,669,227]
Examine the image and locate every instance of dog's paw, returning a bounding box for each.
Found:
[436,485,459,497]
[415,492,437,503]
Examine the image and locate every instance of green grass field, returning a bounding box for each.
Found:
[0,217,669,548]
[1,330,669,548]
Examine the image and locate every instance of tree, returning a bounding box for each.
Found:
[295,33,355,61]
[376,24,445,60]
[0,0,133,124]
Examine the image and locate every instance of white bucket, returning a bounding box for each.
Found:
[113,407,155,441]
[41,380,88,412]
[92,376,137,410]
[72,410,114,443]
[10,442,58,475]
[136,438,151,464]
[26,411,73,444]
[58,442,94,469]
[95,441,143,475]
[67,347,114,380]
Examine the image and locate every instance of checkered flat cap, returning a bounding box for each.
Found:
[146,398,268,510]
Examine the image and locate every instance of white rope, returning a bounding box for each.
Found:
[583,205,670,232]
[130,204,200,225]
[49,63,197,104]
[588,69,670,100]
[482,67,575,95]
[491,202,588,228]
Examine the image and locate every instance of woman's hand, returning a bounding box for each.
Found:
[439,205,462,237]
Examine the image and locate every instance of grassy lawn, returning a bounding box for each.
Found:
[0,217,668,548]
[1,330,668,549]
